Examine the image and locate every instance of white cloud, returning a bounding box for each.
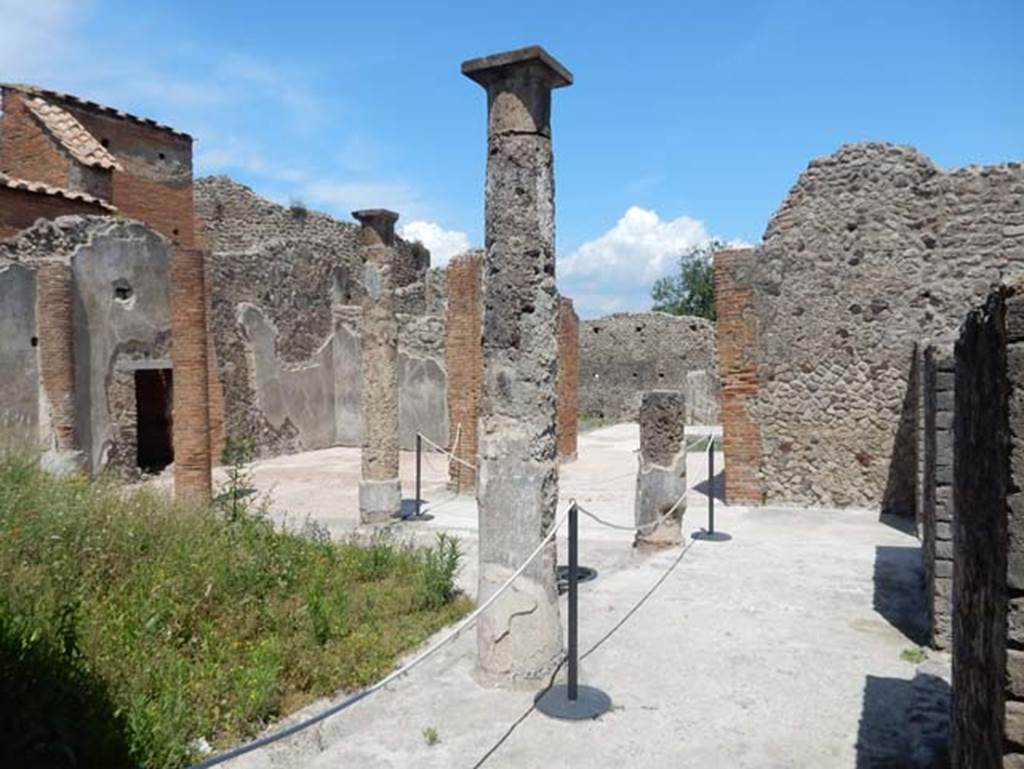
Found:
[398,221,473,267]
[559,206,746,320]
[561,206,712,284]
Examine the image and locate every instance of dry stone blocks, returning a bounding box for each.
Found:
[463,45,571,685]
[635,390,687,547]
[355,209,402,523]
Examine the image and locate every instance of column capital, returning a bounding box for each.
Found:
[462,46,572,137]
[352,209,399,247]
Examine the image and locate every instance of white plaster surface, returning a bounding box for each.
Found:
[184,423,926,768]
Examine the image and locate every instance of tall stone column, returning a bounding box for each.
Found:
[354,209,401,523]
[556,296,579,461]
[171,246,212,501]
[635,390,687,547]
[462,46,572,685]
[36,258,81,474]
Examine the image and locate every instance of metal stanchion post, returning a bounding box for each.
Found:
[708,438,714,535]
[415,433,422,518]
[535,502,611,720]
[692,434,731,542]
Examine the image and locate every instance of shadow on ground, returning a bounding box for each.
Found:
[692,469,725,503]
[0,617,134,769]
[874,545,928,646]
[856,672,951,769]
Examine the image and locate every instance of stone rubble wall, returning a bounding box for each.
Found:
[580,311,716,423]
[951,278,1024,767]
[195,176,445,458]
[556,297,579,459]
[718,143,1024,510]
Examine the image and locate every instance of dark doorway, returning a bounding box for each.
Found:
[135,369,173,473]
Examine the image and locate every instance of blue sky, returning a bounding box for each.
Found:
[3,0,1021,317]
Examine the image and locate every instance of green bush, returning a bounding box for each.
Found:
[0,448,471,768]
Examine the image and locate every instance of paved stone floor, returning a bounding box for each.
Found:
[206,424,935,769]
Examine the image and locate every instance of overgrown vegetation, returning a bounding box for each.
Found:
[0,447,471,769]
[650,240,725,321]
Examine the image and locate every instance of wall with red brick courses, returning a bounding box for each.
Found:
[171,246,212,500]
[445,251,483,491]
[714,247,764,505]
[0,186,109,240]
[49,98,195,246]
[36,259,77,451]
[0,90,73,191]
[557,297,579,460]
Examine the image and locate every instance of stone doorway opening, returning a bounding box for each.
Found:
[135,368,174,473]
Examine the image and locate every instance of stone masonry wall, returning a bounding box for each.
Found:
[950,278,1024,767]
[921,338,955,649]
[195,176,441,458]
[718,143,1024,510]
[580,311,716,422]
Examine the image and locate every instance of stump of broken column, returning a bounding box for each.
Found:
[635,390,687,547]
[463,45,572,687]
[354,209,402,524]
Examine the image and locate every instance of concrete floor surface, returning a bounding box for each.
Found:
[204,424,928,769]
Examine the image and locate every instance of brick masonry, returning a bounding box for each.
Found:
[170,246,212,500]
[557,296,579,460]
[951,277,1024,767]
[0,186,109,241]
[921,338,955,649]
[714,247,763,505]
[35,258,77,451]
[445,250,483,491]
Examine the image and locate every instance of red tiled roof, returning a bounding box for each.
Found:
[23,96,122,171]
[0,172,117,211]
[3,83,192,139]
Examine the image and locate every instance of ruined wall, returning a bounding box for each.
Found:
[718,143,1024,510]
[579,312,716,422]
[556,297,579,459]
[951,279,1024,767]
[196,176,444,457]
[921,338,955,650]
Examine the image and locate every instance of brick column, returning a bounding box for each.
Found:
[171,246,212,501]
[635,390,686,547]
[463,45,572,685]
[557,296,579,461]
[714,247,763,505]
[445,251,482,492]
[36,258,79,469]
[354,209,402,523]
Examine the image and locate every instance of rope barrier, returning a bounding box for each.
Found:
[187,501,574,769]
[576,484,687,535]
[419,431,478,471]
[471,536,699,768]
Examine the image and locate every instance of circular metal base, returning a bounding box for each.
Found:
[556,565,598,594]
[691,529,732,542]
[400,513,435,522]
[534,684,611,720]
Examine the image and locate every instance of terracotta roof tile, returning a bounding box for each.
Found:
[23,96,122,171]
[0,172,117,211]
[3,83,192,139]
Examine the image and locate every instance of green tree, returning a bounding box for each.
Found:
[650,240,724,321]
